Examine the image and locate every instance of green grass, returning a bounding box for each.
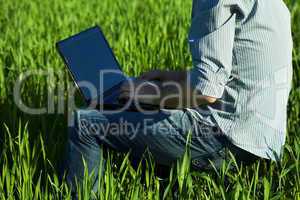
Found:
[0,0,300,199]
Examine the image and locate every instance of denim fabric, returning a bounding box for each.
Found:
[64,109,233,192]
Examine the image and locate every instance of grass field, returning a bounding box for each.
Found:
[0,0,300,199]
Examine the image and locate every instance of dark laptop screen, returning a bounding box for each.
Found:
[56,26,126,102]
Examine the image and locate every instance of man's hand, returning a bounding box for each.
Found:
[140,70,217,107]
[119,70,185,106]
[119,79,162,105]
[119,70,217,109]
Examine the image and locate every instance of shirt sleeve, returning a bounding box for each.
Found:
[188,0,238,98]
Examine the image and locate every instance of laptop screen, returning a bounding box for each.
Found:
[56,26,126,103]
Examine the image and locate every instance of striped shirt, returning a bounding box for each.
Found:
[187,0,293,160]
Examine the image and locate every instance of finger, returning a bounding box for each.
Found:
[121,78,139,91]
[118,91,130,100]
[137,94,160,105]
[120,82,131,92]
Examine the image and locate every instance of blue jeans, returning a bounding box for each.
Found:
[63,108,241,191]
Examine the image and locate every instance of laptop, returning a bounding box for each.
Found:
[56,25,158,110]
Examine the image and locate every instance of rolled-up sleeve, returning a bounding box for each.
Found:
[188,0,237,98]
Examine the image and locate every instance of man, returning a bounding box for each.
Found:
[63,0,293,191]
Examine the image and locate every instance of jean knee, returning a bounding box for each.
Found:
[68,110,102,148]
